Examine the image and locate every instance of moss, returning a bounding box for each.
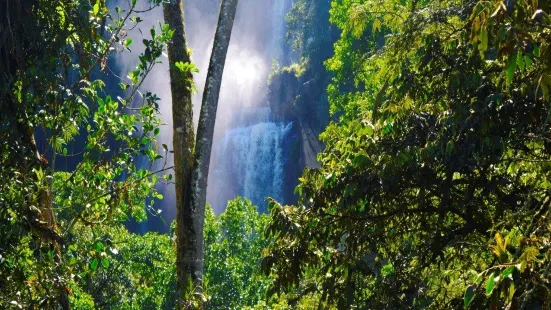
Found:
[282,61,307,78]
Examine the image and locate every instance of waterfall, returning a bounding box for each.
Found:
[204,0,297,213]
[209,110,294,212]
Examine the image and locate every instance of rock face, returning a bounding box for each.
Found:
[299,120,323,169]
[267,0,339,199]
[281,121,303,205]
[268,0,338,177]
[268,69,326,170]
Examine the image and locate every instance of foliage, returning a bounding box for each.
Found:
[264,0,551,308]
[203,198,325,309]
[66,198,273,310]
[0,0,172,308]
[203,198,271,309]
[68,227,176,309]
[5,0,551,308]
[174,61,200,93]
[65,198,273,309]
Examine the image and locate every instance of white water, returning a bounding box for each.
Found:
[209,110,293,212]
[204,0,296,213]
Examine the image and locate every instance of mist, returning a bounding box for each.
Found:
[110,0,294,230]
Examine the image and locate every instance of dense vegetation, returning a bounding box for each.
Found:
[68,198,270,309]
[1,0,551,309]
[264,0,551,308]
[1,0,171,308]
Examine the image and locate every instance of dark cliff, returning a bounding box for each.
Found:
[268,0,339,203]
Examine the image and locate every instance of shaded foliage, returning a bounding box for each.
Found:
[264,0,551,308]
[0,0,171,307]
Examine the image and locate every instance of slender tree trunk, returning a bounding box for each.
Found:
[190,0,239,281]
[164,0,238,306]
[162,0,196,303]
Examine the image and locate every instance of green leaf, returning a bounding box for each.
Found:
[175,61,199,74]
[372,19,382,34]
[506,54,517,86]
[479,27,488,55]
[517,52,525,71]
[101,258,110,269]
[534,45,540,57]
[95,242,103,252]
[90,258,99,271]
[541,75,551,102]
[502,266,516,279]
[486,272,497,295]
[119,82,129,90]
[93,2,100,15]
[464,285,476,308]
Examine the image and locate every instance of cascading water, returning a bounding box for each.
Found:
[204,0,297,213]
[209,109,294,212]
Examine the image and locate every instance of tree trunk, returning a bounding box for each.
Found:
[164,0,238,306]
[162,0,196,304]
[190,0,239,282]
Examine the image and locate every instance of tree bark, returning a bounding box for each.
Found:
[164,0,238,306]
[162,0,196,304]
[190,0,239,283]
